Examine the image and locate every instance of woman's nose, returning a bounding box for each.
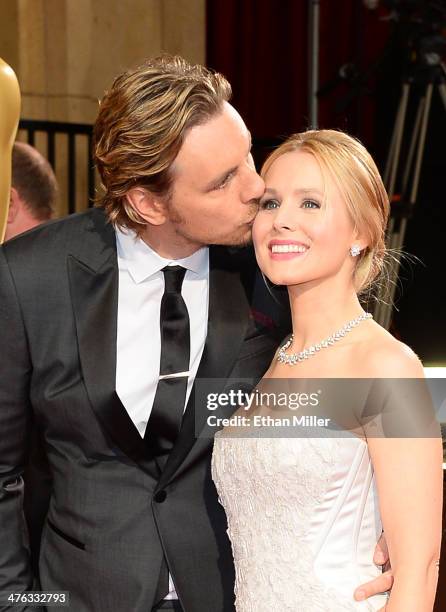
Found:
[272,203,296,232]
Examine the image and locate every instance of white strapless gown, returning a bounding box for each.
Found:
[211,430,389,611]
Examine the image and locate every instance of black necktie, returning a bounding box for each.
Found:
[146,266,190,606]
[144,265,190,461]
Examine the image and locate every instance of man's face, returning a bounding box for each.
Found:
[164,102,264,249]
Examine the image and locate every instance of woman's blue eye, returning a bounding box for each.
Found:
[302,200,320,209]
[260,199,280,210]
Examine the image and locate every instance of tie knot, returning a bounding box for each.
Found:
[162,265,186,294]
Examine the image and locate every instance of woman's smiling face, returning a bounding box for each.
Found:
[252,150,360,289]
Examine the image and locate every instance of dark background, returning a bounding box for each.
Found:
[207,0,446,365]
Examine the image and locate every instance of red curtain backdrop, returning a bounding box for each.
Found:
[206,0,390,153]
[206,0,446,365]
[207,0,308,140]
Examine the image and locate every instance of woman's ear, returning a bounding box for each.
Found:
[125,187,167,226]
[352,226,369,253]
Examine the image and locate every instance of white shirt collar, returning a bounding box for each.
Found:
[115,226,209,284]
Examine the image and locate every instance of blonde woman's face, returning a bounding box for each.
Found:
[252,150,360,288]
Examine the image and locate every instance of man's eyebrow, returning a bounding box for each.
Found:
[205,131,252,191]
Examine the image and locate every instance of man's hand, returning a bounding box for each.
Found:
[373,531,391,570]
[353,533,393,609]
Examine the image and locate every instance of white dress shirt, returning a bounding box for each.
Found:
[115,227,209,600]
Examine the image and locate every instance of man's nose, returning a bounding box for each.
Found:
[243,166,264,203]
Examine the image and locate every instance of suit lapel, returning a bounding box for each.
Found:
[158,247,251,486]
[68,218,251,484]
[68,211,158,480]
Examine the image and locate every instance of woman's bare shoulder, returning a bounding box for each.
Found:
[352,322,424,378]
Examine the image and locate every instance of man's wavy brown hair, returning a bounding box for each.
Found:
[93,55,231,233]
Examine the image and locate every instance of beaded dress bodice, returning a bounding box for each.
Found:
[212,430,388,611]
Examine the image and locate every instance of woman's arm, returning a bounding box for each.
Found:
[367,346,443,612]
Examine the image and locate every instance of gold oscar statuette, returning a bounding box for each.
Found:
[0,58,21,243]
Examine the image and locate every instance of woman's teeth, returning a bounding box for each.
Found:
[271,244,308,253]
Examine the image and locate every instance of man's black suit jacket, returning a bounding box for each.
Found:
[0,208,287,612]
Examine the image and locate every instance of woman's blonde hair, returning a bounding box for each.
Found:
[93,55,231,233]
[261,129,390,295]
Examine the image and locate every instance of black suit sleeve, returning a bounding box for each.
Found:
[0,247,35,606]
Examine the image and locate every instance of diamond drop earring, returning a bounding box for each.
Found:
[350,245,361,257]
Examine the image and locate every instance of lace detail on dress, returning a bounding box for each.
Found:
[212,433,362,611]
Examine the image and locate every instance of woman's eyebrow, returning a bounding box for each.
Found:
[263,187,323,196]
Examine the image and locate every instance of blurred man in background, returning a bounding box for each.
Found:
[4,142,58,575]
[4,142,57,241]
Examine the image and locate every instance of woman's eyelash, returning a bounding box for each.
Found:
[260,199,320,210]
[302,200,320,209]
[260,199,280,210]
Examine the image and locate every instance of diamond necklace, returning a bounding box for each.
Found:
[277,312,373,365]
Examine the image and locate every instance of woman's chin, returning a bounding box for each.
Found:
[263,272,303,287]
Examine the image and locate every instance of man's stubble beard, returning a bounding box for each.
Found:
[167,200,257,248]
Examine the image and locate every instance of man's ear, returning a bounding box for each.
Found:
[125,187,167,226]
[7,187,20,223]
